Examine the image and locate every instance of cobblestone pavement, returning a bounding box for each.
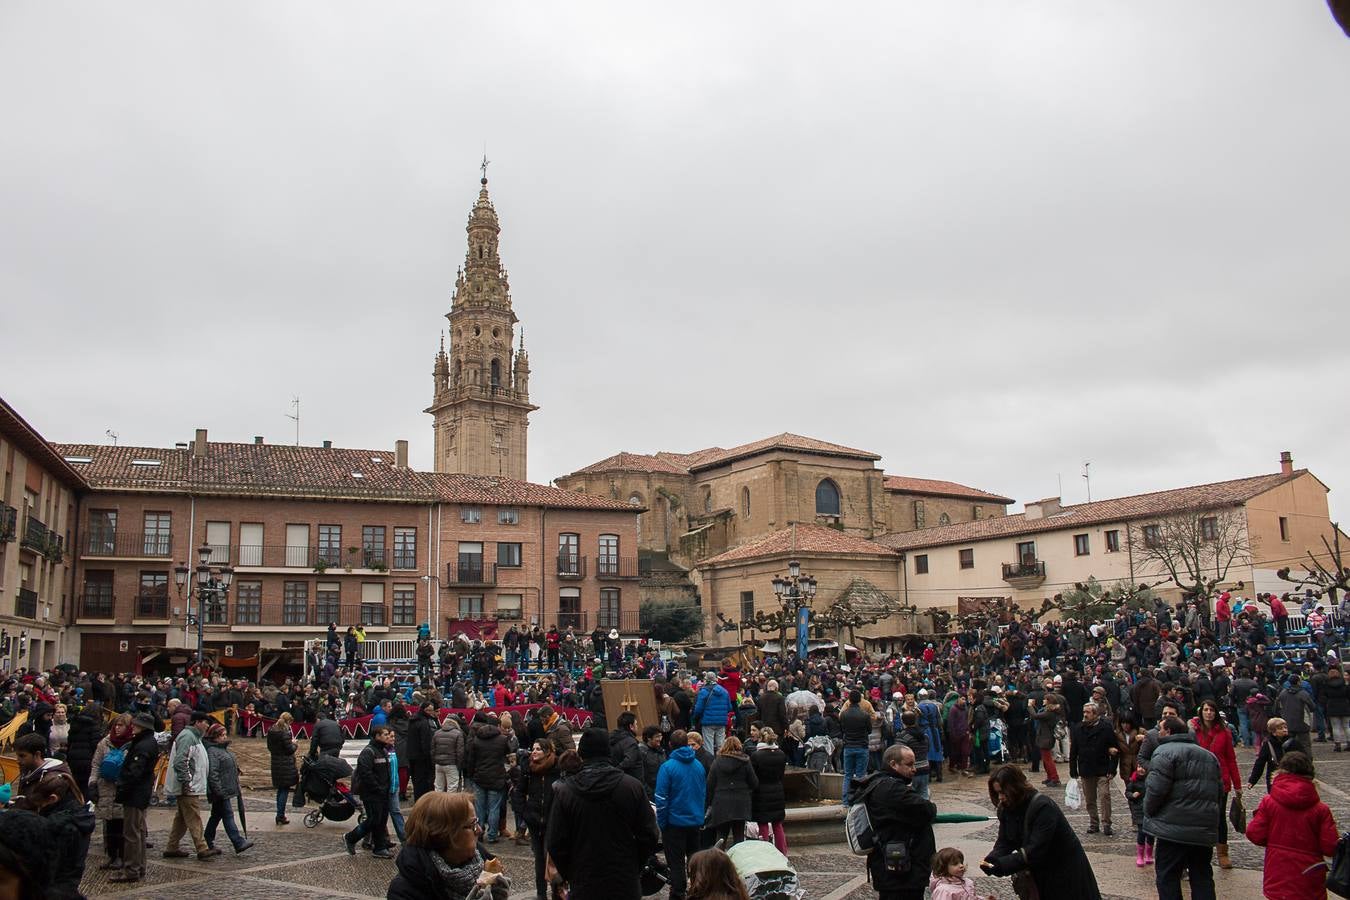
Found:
[85,736,1339,898]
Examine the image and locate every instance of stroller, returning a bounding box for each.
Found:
[299,754,364,829]
[727,838,803,899]
[803,735,837,773]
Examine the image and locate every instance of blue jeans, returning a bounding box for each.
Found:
[842,747,869,805]
[204,797,246,850]
[1236,706,1252,747]
[389,800,406,842]
[474,786,504,841]
[275,788,289,820]
[912,771,931,800]
[701,724,726,755]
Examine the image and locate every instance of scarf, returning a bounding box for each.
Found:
[431,848,486,900]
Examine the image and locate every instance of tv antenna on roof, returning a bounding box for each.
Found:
[1082,461,1092,503]
[105,429,118,446]
[286,397,300,446]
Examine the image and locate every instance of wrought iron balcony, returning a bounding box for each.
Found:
[135,590,169,619]
[21,515,49,552]
[15,587,38,620]
[1002,560,1047,588]
[595,608,641,632]
[557,554,586,578]
[79,590,115,619]
[0,505,16,543]
[448,561,497,586]
[596,556,640,579]
[84,531,174,558]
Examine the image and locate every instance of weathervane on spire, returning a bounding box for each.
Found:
[480,151,490,184]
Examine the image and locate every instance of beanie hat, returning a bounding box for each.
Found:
[578,727,610,761]
[205,723,227,742]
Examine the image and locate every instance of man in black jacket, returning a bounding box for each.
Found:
[839,692,872,806]
[1069,702,1121,835]
[546,728,660,900]
[757,679,788,736]
[307,711,343,759]
[610,712,643,781]
[859,744,936,900]
[109,713,160,884]
[406,701,436,800]
[344,726,395,858]
[463,718,511,842]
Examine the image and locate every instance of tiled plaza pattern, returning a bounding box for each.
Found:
[83,736,1332,898]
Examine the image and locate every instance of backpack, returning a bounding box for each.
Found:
[1329,832,1350,898]
[844,776,887,855]
[99,746,126,781]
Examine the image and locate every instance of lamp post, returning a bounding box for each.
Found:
[174,544,234,671]
[771,559,817,660]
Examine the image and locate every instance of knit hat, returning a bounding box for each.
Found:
[578,727,610,761]
[205,723,227,742]
[131,712,156,731]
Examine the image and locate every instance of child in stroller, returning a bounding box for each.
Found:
[299,755,364,829]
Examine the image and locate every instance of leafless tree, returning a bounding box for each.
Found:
[1278,523,1350,603]
[1129,507,1250,604]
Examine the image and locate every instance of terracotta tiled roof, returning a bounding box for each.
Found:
[655,448,726,470]
[52,442,641,511]
[698,522,898,567]
[1,399,88,489]
[877,470,1304,552]
[426,473,642,511]
[687,433,880,472]
[568,452,689,477]
[883,475,1014,504]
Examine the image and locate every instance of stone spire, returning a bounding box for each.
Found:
[513,327,530,399]
[453,170,511,312]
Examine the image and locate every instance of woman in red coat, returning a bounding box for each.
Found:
[1248,752,1339,900]
[1191,699,1242,869]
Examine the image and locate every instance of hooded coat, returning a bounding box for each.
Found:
[205,739,241,802]
[43,793,96,900]
[655,746,706,829]
[267,724,299,789]
[431,716,465,767]
[1247,772,1340,900]
[463,723,510,791]
[545,759,660,900]
[609,728,643,781]
[63,709,101,792]
[750,744,787,823]
[706,751,758,827]
[114,728,161,810]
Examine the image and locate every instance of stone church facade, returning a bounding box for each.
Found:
[426,171,535,480]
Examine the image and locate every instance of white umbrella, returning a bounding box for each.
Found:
[785,690,824,712]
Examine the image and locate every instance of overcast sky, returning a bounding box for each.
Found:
[3,4,1348,524]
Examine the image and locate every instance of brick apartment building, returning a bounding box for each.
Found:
[0,398,84,671]
[0,416,643,675]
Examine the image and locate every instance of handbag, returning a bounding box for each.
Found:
[1010,794,1048,900]
[1228,792,1247,835]
[1328,833,1350,898]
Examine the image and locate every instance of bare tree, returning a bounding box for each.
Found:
[1129,508,1250,604]
[1278,523,1350,603]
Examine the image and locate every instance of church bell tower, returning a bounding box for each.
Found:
[427,163,536,478]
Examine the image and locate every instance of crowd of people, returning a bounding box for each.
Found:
[2,587,1348,899]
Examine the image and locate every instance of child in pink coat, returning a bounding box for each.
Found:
[929,848,996,900]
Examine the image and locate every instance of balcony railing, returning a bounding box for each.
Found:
[557,554,587,578]
[362,547,388,568]
[21,515,50,553]
[79,591,115,619]
[596,608,641,632]
[596,556,640,579]
[556,609,586,631]
[0,505,16,543]
[15,588,38,620]
[1001,560,1047,581]
[448,561,498,586]
[135,591,169,619]
[84,531,174,558]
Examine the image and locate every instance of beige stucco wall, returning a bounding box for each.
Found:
[1245,473,1342,598]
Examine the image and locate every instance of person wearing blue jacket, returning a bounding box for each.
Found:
[693,673,732,754]
[655,730,707,900]
[918,692,946,783]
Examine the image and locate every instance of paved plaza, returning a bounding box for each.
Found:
[77,734,1333,899]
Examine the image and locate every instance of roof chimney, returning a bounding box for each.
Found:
[1024,496,1062,521]
[1280,450,1294,475]
[193,428,208,458]
[322,440,332,449]
[395,439,409,469]
[253,436,264,445]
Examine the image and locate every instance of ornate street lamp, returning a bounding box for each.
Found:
[175,543,234,670]
[773,559,817,658]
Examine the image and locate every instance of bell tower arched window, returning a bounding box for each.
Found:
[741,486,751,519]
[815,479,841,517]
[490,358,501,388]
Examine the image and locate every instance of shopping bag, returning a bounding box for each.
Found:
[1328,833,1350,898]
[1064,778,1083,810]
[1228,792,1247,835]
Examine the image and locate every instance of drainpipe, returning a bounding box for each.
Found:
[540,509,547,627]
[186,496,196,651]
[427,502,436,635]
